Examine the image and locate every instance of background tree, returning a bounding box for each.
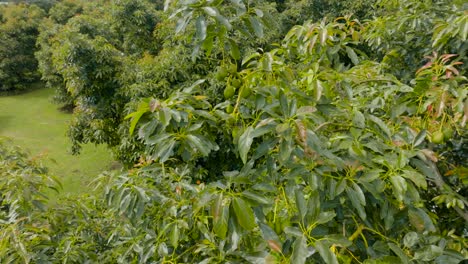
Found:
[36,0,162,160]
[0,3,45,92]
[35,0,85,105]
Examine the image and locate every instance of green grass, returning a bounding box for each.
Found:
[0,87,115,195]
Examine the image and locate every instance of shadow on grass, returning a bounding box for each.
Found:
[0,82,45,97]
[57,104,74,114]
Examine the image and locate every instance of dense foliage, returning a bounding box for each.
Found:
[34,0,383,163]
[0,0,467,263]
[0,3,45,92]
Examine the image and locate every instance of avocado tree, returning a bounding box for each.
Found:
[0,3,45,92]
[111,0,468,262]
[2,0,465,263]
[36,0,162,158]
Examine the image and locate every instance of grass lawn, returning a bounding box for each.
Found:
[0,87,115,195]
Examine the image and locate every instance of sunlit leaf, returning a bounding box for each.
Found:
[249,16,263,38]
[196,16,207,41]
[346,47,359,65]
[238,126,254,164]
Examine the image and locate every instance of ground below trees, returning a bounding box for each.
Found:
[0,86,115,195]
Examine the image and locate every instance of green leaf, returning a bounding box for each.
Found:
[346,187,367,220]
[320,28,328,45]
[435,252,465,264]
[232,197,256,231]
[259,223,281,252]
[284,226,304,237]
[238,126,254,164]
[315,240,338,264]
[186,79,206,92]
[276,123,290,134]
[196,15,207,41]
[390,175,407,202]
[279,139,293,163]
[279,90,289,117]
[252,119,275,138]
[158,107,172,127]
[388,243,409,264]
[211,193,223,222]
[408,208,425,232]
[345,47,359,65]
[32,200,46,211]
[411,159,438,182]
[359,169,383,183]
[316,211,336,224]
[461,17,468,41]
[368,114,392,140]
[119,192,132,213]
[262,53,273,72]
[155,138,176,163]
[187,122,203,132]
[295,189,308,222]
[408,208,436,232]
[462,17,468,41]
[402,169,427,189]
[139,120,158,140]
[324,234,352,248]
[213,205,229,239]
[158,242,168,256]
[202,6,218,17]
[170,223,179,248]
[228,39,241,60]
[254,8,263,17]
[249,16,263,38]
[175,12,192,34]
[253,138,277,159]
[259,222,280,242]
[307,190,320,220]
[413,129,427,147]
[193,110,217,122]
[314,79,323,101]
[252,183,276,193]
[186,134,218,156]
[403,232,418,248]
[297,106,317,116]
[216,13,232,30]
[125,109,147,136]
[290,236,309,264]
[202,36,214,55]
[353,110,366,128]
[242,190,270,205]
[352,182,366,206]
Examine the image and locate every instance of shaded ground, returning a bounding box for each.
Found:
[0,87,115,195]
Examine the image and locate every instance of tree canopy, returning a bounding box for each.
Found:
[0,3,44,92]
[0,0,467,263]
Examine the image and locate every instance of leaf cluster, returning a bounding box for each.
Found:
[1,0,467,263]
